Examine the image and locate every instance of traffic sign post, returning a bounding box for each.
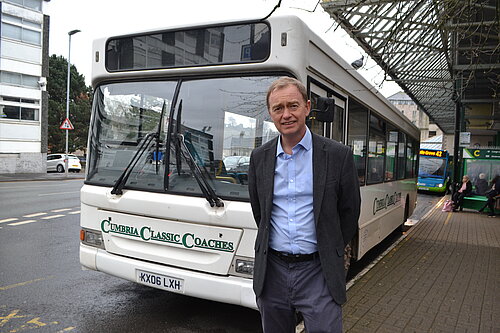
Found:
[60,117,74,177]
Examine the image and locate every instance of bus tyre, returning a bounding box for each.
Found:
[344,241,353,277]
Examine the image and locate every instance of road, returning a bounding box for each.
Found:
[0,180,261,333]
[0,180,441,333]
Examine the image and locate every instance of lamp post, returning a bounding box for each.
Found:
[65,29,80,177]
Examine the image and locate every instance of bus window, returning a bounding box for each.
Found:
[367,114,385,184]
[332,104,344,143]
[386,128,398,181]
[397,132,406,179]
[348,99,368,185]
[406,139,415,178]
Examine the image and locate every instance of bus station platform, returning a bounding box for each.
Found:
[343,197,499,333]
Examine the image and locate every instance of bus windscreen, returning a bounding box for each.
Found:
[106,23,270,71]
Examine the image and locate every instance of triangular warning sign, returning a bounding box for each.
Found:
[59,118,74,130]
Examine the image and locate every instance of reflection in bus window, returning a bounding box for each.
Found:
[397,132,406,179]
[348,99,368,185]
[367,114,385,184]
[386,129,398,181]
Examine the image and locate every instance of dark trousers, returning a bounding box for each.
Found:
[257,252,342,333]
[452,192,466,209]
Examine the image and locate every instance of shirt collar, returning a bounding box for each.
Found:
[276,128,312,157]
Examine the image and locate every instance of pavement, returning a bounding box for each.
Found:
[0,172,85,182]
[343,198,500,333]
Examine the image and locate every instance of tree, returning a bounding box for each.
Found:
[48,55,92,153]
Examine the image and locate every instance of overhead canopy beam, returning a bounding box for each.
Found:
[321,0,500,134]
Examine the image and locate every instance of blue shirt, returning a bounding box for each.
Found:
[269,128,317,254]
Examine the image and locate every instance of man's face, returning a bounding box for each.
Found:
[268,85,310,140]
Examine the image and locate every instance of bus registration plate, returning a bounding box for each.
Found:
[136,269,184,293]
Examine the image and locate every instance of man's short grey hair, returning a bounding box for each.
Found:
[266,77,308,110]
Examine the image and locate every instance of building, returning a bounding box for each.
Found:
[0,0,50,173]
[387,91,442,142]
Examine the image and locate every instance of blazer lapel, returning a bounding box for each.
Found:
[262,138,278,222]
[313,135,327,225]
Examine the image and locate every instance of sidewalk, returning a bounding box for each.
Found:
[0,172,85,182]
[343,199,499,332]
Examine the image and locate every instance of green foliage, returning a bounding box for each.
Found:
[47,55,93,153]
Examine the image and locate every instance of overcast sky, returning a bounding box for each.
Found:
[45,0,400,97]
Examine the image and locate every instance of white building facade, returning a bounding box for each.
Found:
[387,91,443,142]
[0,0,49,173]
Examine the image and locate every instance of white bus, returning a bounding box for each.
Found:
[80,13,419,309]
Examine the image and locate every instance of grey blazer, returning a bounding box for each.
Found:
[248,133,361,305]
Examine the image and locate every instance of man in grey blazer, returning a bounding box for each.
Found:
[248,77,361,333]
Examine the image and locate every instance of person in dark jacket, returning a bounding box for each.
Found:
[474,173,489,196]
[452,175,472,211]
[483,175,500,217]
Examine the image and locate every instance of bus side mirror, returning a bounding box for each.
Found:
[311,97,334,123]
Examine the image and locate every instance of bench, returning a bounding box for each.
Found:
[462,195,500,213]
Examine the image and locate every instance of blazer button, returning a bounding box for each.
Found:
[264,249,267,254]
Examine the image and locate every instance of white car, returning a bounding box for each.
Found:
[47,153,82,173]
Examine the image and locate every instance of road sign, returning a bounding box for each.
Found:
[59,118,74,130]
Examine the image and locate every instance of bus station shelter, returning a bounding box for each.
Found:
[321,0,499,184]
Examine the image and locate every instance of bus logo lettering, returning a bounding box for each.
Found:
[373,192,401,215]
[100,220,234,253]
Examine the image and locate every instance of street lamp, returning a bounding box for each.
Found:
[65,29,80,177]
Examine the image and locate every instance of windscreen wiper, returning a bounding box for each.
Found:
[110,132,158,195]
[175,133,224,207]
[173,100,223,208]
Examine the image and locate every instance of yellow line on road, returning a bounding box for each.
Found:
[40,214,65,220]
[0,218,18,224]
[23,212,47,218]
[38,191,80,197]
[8,220,37,226]
[0,276,54,291]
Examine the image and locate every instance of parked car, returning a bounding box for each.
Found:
[47,153,82,173]
[223,155,250,172]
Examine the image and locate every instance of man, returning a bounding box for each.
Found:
[248,77,361,332]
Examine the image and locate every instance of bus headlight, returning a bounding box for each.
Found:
[437,184,443,187]
[230,256,254,277]
[80,228,104,249]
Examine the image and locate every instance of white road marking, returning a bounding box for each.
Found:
[51,208,72,212]
[23,212,48,218]
[8,220,38,226]
[40,214,65,220]
[0,218,18,224]
[68,211,80,215]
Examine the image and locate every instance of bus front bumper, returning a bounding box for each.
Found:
[80,244,257,309]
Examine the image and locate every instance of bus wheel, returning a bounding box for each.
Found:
[344,241,353,277]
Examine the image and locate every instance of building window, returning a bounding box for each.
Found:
[0,96,39,121]
[0,71,39,88]
[3,0,42,11]
[429,130,437,137]
[1,21,41,45]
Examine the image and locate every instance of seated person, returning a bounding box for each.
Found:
[452,175,472,211]
[480,175,500,217]
[474,173,489,196]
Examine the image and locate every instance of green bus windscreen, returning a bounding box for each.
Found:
[106,23,270,71]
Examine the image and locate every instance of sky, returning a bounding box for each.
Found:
[45,0,400,97]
